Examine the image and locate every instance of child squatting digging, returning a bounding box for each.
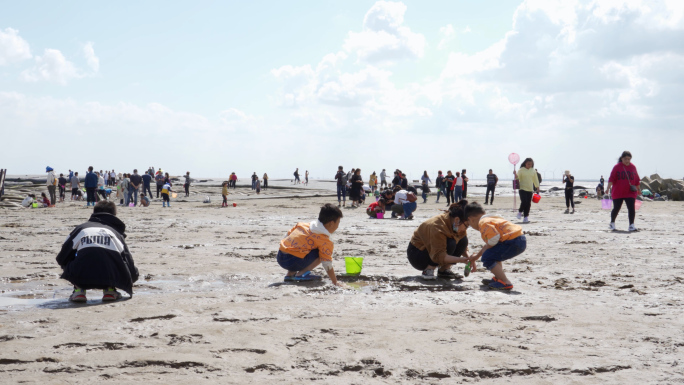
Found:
[464,202,527,290]
[277,203,345,286]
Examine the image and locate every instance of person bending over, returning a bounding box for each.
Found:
[56,201,139,302]
[465,202,527,291]
[278,204,344,286]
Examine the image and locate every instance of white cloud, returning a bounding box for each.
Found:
[463,26,472,33]
[83,42,99,72]
[20,49,80,85]
[343,1,425,63]
[437,24,455,50]
[0,27,32,65]
[20,43,99,85]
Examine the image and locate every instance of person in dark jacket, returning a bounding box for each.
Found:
[56,201,139,302]
[84,166,99,207]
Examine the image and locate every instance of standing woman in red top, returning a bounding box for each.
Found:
[606,151,640,232]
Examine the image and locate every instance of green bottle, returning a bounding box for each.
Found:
[464,262,471,277]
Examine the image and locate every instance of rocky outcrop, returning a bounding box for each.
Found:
[641,175,684,201]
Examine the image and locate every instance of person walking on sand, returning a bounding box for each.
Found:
[155,170,165,198]
[484,169,498,205]
[305,170,309,186]
[461,169,469,198]
[350,169,364,208]
[263,173,269,189]
[435,171,445,203]
[421,171,432,186]
[606,151,640,232]
[369,172,378,194]
[46,166,57,206]
[230,172,237,189]
[183,171,191,197]
[454,171,464,202]
[251,172,258,190]
[85,166,98,207]
[563,170,575,214]
[443,171,455,206]
[514,158,540,224]
[294,168,300,184]
[380,169,387,189]
[334,166,347,207]
[58,173,67,202]
[129,169,142,207]
[142,171,153,198]
[70,172,81,201]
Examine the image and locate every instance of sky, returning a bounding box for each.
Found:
[1,0,683,180]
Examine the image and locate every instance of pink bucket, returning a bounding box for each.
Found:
[635,200,642,211]
[601,199,612,210]
[376,212,384,219]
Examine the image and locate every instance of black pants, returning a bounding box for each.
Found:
[59,186,65,200]
[184,184,190,196]
[611,198,635,225]
[263,180,268,189]
[518,190,533,217]
[565,189,574,209]
[156,184,163,198]
[407,237,469,270]
[47,185,56,205]
[86,187,97,204]
[445,187,453,205]
[143,184,153,198]
[485,185,496,203]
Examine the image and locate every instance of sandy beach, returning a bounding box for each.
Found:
[1,183,683,384]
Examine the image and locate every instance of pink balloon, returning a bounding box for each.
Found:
[508,153,520,165]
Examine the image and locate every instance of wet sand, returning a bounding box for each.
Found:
[1,186,683,384]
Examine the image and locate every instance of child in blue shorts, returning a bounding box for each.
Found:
[278,204,345,286]
[464,202,527,290]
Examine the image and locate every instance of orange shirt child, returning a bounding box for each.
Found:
[279,221,334,262]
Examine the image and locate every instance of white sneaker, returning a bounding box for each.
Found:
[609,222,616,231]
[421,269,436,281]
[516,212,523,220]
[628,224,638,232]
[523,217,530,224]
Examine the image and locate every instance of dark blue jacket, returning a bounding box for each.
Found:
[84,172,98,188]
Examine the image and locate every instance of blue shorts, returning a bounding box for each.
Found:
[481,235,527,270]
[277,249,320,272]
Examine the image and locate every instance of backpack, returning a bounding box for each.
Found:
[338,171,348,185]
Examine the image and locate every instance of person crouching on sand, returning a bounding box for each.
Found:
[366,197,386,218]
[407,200,471,280]
[464,202,527,291]
[278,204,344,285]
[56,201,139,302]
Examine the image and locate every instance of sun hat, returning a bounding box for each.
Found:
[46,166,53,172]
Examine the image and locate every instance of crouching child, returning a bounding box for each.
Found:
[465,202,526,291]
[278,203,344,286]
[56,201,139,302]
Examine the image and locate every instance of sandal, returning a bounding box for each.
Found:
[294,271,322,281]
[488,277,513,290]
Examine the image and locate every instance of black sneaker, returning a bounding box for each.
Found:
[437,268,461,280]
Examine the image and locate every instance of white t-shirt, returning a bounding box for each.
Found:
[455,177,463,187]
[394,190,408,205]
